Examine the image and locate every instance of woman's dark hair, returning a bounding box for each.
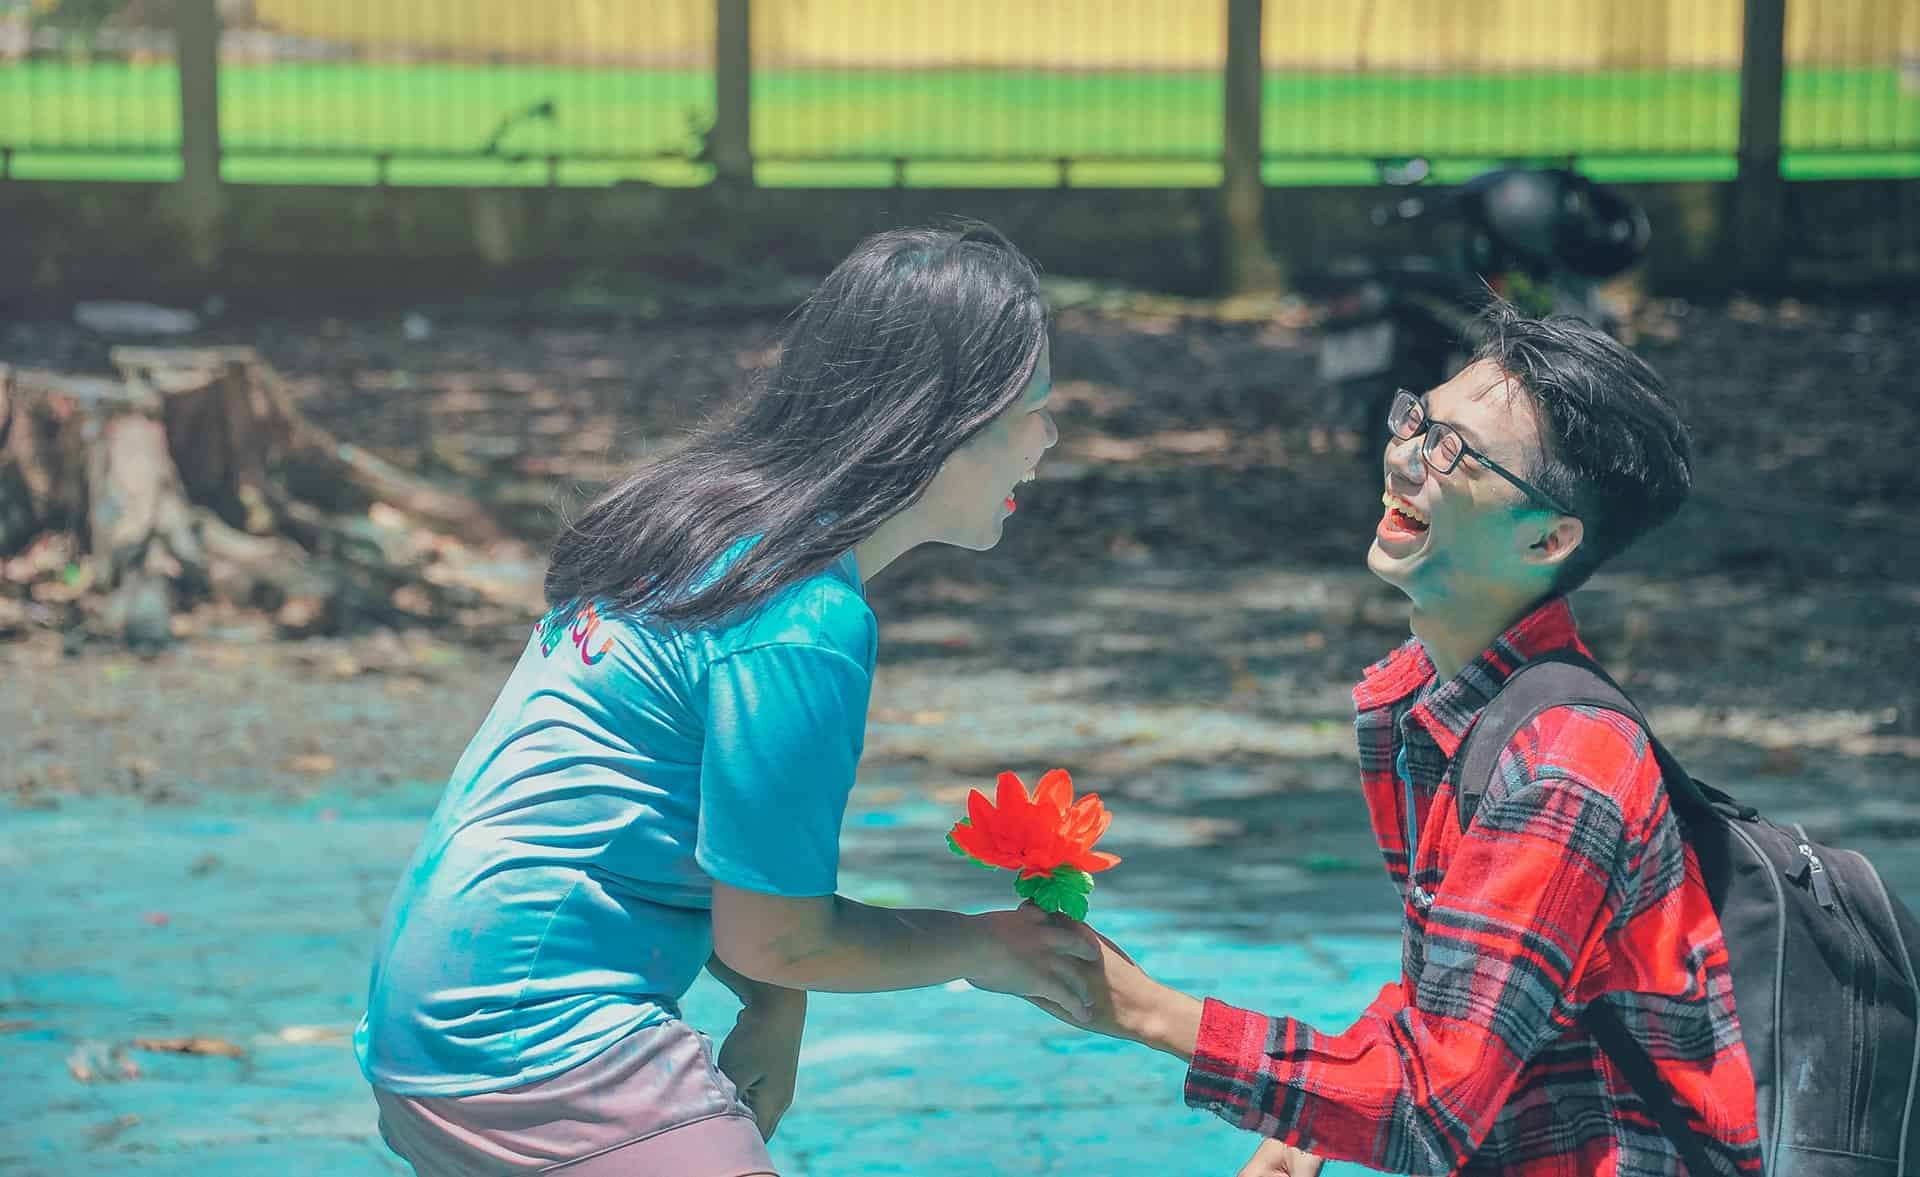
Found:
[1473,301,1693,594]
[544,222,1048,627]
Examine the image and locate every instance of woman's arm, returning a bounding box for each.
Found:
[711,883,1098,1019]
[706,953,808,1140]
[707,952,804,1009]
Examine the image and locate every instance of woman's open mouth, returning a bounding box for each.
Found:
[1004,465,1038,513]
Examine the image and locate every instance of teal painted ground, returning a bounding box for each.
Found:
[0,781,1407,1176]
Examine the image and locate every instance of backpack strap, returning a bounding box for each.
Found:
[1587,1000,1722,1177]
[1446,648,1734,1177]
[1449,649,1742,832]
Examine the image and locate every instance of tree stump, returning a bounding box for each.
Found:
[0,348,535,645]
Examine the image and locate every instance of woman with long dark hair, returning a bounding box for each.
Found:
[356,224,1093,1176]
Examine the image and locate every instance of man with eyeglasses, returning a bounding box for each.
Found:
[1039,305,1763,1176]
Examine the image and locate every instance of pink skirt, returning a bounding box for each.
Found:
[372,1019,778,1176]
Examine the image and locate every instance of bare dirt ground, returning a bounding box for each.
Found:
[4,290,1917,842]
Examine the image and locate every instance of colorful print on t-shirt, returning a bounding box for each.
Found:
[536,601,614,666]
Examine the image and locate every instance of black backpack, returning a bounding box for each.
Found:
[1452,650,1920,1176]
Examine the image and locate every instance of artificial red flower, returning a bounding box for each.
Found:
[947,769,1121,880]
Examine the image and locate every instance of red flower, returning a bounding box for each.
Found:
[947,769,1121,880]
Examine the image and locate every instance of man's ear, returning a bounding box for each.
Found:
[1525,516,1585,568]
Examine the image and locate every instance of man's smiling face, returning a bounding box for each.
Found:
[1367,359,1583,612]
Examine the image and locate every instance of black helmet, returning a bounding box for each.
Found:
[1474,170,1650,278]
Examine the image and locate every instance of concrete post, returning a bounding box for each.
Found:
[712,0,753,186]
[1731,0,1788,288]
[175,0,223,274]
[1223,0,1282,293]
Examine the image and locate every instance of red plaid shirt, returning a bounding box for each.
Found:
[1185,598,1762,1175]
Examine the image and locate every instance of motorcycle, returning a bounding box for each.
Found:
[1310,158,1651,446]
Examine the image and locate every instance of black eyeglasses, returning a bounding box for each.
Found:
[1387,390,1576,517]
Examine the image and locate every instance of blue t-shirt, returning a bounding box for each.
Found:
[354,545,875,1096]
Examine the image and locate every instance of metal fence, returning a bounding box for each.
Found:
[1783,0,1919,171]
[1,0,1915,187]
[2,1,181,179]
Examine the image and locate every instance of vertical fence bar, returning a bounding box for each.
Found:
[1732,0,1788,286]
[175,0,222,268]
[1223,0,1279,292]
[712,0,752,185]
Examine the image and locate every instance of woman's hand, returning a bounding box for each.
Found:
[964,903,1102,1020]
[716,989,806,1141]
[1236,1140,1325,1177]
[1023,924,1205,1059]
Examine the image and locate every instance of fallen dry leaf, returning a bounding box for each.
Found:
[275,1024,346,1045]
[131,1036,246,1059]
[73,704,131,723]
[274,595,326,632]
[869,708,948,726]
[367,502,408,530]
[66,1042,142,1083]
[390,585,435,616]
[282,752,337,775]
[1762,746,1805,775]
[87,1114,140,1146]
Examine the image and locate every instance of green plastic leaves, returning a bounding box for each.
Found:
[1013,865,1095,922]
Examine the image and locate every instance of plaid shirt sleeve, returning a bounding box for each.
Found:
[1184,709,1649,1175]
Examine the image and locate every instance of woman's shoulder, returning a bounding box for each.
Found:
[720,551,876,669]
[541,549,875,674]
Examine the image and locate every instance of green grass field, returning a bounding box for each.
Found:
[3,61,1915,186]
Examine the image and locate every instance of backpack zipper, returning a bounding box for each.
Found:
[1822,850,1880,1151]
[1793,842,1840,911]
[1792,839,1873,1143]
